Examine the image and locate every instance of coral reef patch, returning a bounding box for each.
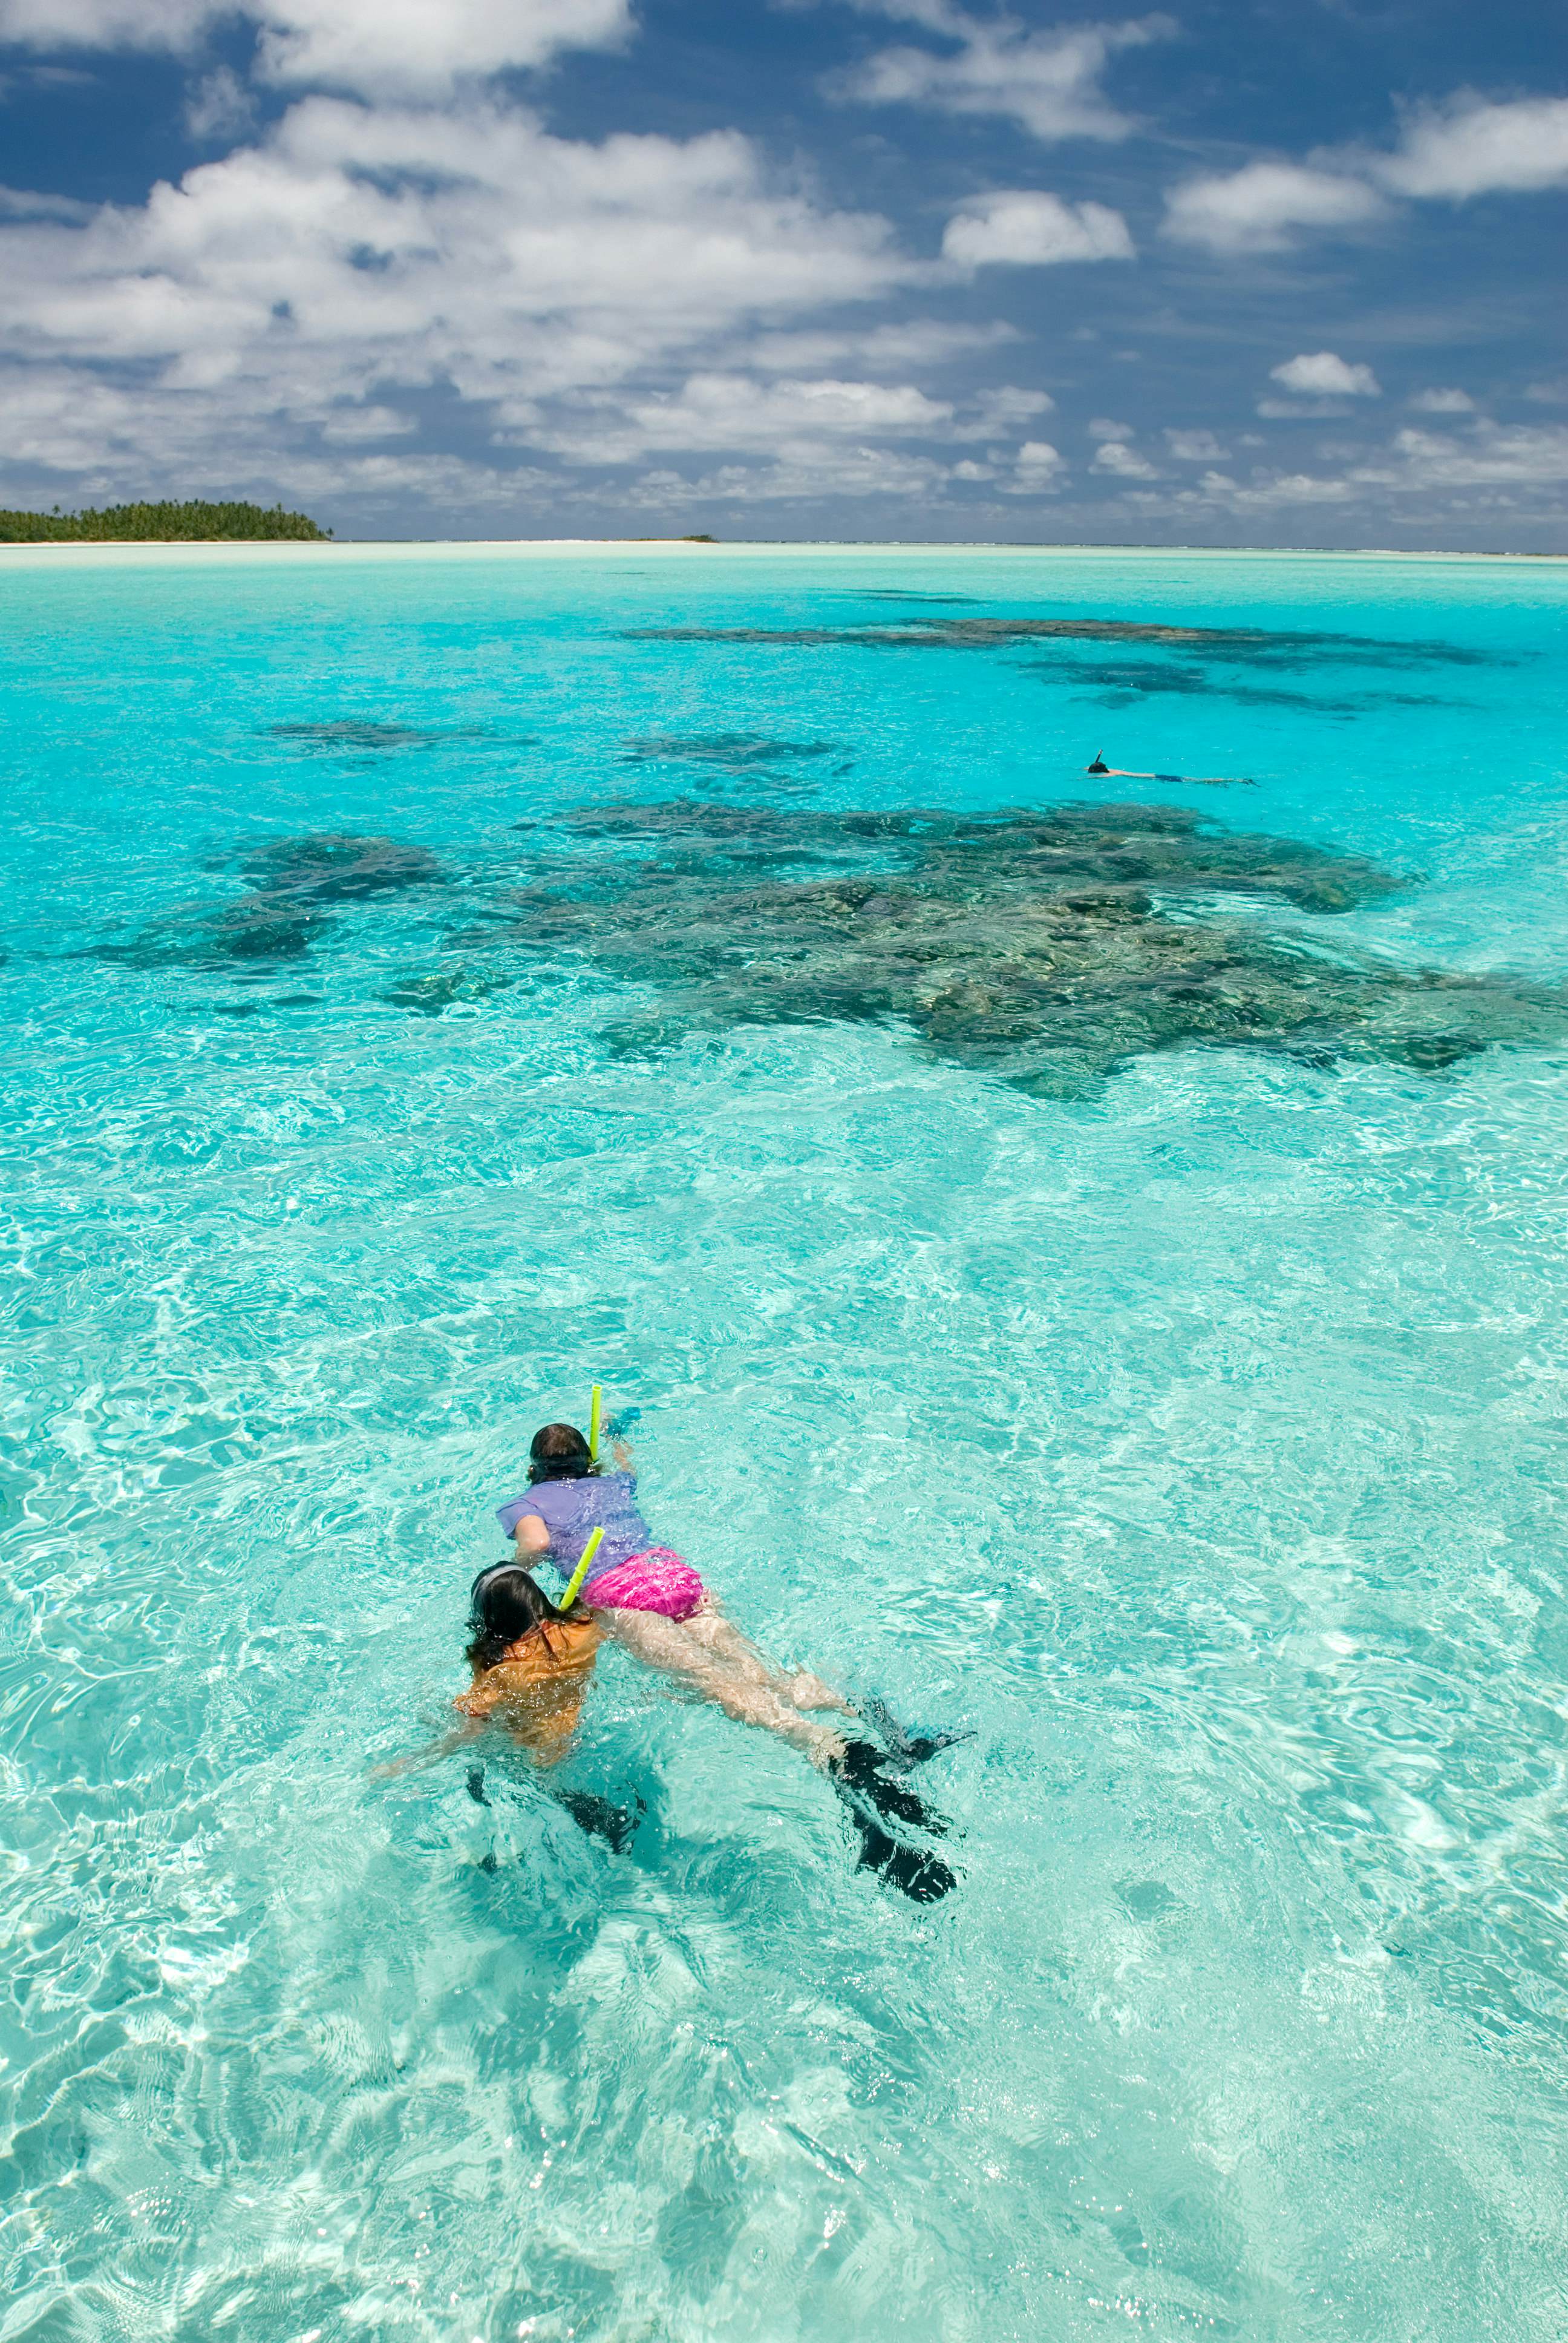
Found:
[93,834,439,968]
[620,734,842,771]
[479,800,1568,1093]
[88,805,1568,1087]
[624,617,1501,669]
[268,722,527,755]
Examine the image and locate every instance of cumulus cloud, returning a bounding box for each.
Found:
[942,189,1134,266]
[528,372,953,464]
[0,0,632,97]
[1270,352,1380,398]
[744,319,1017,375]
[950,384,1054,440]
[1004,437,1066,491]
[1375,94,1568,199]
[1086,415,1134,441]
[1161,160,1387,254]
[0,97,912,499]
[1357,421,1568,491]
[831,7,1173,143]
[1163,427,1228,460]
[1408,387,1474,414]
[1091,435,1155,477]
[1163,93,1568,261]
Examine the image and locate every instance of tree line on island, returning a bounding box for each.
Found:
[0,499,330,542]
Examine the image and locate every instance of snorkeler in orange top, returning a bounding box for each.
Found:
[1085,753,1254,786]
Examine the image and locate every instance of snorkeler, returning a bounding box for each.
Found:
[1085,752,1254,787]
[377,1563,636,1849]
[496,1419,961,1901]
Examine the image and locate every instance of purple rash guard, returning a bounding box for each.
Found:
[496,1471,654,1578]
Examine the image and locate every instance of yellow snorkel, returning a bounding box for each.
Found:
[557,1524,604,1613]
[588,1382,603,1463]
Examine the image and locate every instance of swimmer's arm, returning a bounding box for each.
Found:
[370,1714,484,1781]
[512,1512,550,1559]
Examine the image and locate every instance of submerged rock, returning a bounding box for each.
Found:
[488,800,1568,1092]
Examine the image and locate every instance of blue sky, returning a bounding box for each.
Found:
[1,0,1564,545]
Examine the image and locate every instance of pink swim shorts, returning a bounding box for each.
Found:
[583,1546,705,1622]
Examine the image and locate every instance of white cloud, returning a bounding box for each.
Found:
[745,319,1016,375]
[950,384,1053,440]
[1005,437,1065,492]
[0,98,912,500]
[1086,415,1134,441]
[0,0,633,97]
[1163,92,1568,262]
[1408,387,1474,414]
[1376,94,1568,200]
[831,8,1173,143]
[1357,422,1568,491]
[628,446,951,504]
[1091,436,1155,477]
[185,65,256,143]
[1270,352,1380,398]
[952,457,995,480]
[1161,161,1387,255]
[1163,427,1227,460]
[942,189,1134,266]
[528,372,953,464]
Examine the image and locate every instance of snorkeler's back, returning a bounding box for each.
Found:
[457,1613,601,1761]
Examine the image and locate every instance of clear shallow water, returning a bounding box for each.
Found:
[2,543,1567,2341]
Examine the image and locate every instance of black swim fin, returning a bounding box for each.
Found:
[844,1808,958,1905]
[830,1741,950,1835]
[555,1788,642,1854]
[860,1697,975,1775]
[466,1765,492,1807]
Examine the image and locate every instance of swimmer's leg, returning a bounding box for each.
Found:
[685,1601,855,1719]
[598,1605,846,1765]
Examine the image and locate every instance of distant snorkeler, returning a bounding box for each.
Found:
[1085,752,1255,787]
[495,1418,966,1902]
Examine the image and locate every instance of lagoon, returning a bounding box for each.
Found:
[3,542,1567,2340]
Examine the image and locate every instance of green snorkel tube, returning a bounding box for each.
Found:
[555,1384,608,1610]
[557,1524,604,1613]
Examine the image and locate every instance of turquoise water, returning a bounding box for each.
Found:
[3,543,1567,2341]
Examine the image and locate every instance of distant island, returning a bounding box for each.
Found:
[0,499,330,543]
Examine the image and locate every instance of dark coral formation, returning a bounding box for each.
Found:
[94,833,439,968]
[477,801,1568,1092]
[89,805,1568,1088]
[269,722,524,755]
[623,617,1500,667]
[620,734,841,770]
[379,963,512,1014]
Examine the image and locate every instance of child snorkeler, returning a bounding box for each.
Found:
[380,1564,636,1850]
[495,1418,962,1902]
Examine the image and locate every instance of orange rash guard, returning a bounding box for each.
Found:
[454,1614,602,1765]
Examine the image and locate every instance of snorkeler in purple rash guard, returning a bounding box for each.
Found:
[492,1418,963,1902]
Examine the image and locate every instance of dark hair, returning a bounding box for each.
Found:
[466,1565,566,1671]
[526,1421,598,1485]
